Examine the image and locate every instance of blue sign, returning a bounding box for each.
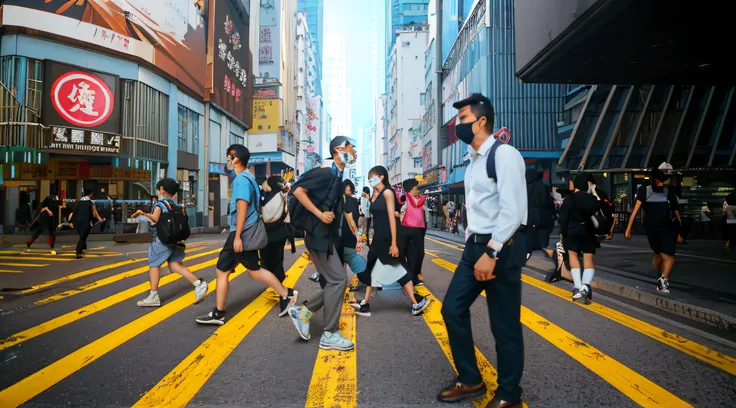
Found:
[209,163,227,174]
[249,152,282,163]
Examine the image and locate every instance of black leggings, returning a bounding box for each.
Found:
[400,227,425,283]
[260,236,287,282]
[28,216,56,248]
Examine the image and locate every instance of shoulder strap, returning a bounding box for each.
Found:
[485,141,503,182]
[243,175,261,211]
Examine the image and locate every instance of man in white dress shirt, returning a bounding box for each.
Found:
[437,94,528,408]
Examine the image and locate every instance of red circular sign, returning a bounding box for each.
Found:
[51,71,114,128]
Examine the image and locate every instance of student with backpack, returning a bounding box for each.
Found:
[71,189,104,259]
[259,175,295,282]
[558,175,601,304]
[137,178,207,307]
[196,145,298,325]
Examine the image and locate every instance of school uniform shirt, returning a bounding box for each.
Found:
[465,137,528,251]
[229,170,260,231]
[635,184,680,230]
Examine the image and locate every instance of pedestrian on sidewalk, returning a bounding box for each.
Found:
[348,167,430,317]
[288,136,355,351]
[724,191,736,249]
[558,175,601,304]
[524,169,556,261]
[437,93,527,408]
[70,189,104,259]
[625,168,681,294]
[196,145,298,325]
[137,178,207,307]
[399,178,427,285]
[26,192,65,253]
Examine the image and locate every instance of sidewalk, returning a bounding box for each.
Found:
[426,229,736,335]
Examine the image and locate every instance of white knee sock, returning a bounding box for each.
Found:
[571,268,582,289]
[582,268,595,286]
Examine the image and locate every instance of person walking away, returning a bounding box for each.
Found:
[348,167,430,317]
[558,175,601,304]
[260,175,295,283]
[625,169,681,293]
[437,94,527,408]
[196,145,298,324]
[27,192,65,253]
[340,180,368,294]
[724,191,736,249]
[525,169,556,261]
[137,179,207,307]
[288,136,356,350]
[587,174,615,241]
[71,189,104,259]
[400,178,427,285]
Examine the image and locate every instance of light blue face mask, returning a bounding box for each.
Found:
[368,176,381,188]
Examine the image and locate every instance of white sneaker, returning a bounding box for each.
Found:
[194,280,207,304]
[137,292,161,307]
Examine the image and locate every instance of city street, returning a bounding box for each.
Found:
[1,235,735,407]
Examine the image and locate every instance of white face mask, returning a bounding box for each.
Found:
[368,176,381,188]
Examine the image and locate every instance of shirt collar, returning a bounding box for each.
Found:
[468,136,497,158]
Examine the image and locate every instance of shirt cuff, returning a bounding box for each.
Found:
[488,239,503,252]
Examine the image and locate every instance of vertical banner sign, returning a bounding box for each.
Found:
[213,0,252,127]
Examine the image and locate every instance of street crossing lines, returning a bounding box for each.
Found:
[0,268,245,408]
[0,262,48,268]
[431,257,693,407]
[305,292,358,408]
[0,258,219,351]
[0,270,22,273]
[133,254,310,408]
[0,256,74,262]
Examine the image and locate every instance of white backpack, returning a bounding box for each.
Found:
[262,191,287,224]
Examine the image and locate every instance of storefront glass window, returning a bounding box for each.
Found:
[177,105,200,154]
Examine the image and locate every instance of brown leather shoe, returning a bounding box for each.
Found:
[485,397,522,408]
[437,380,487,403]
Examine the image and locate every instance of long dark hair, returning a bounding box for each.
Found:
[368,166,392,191]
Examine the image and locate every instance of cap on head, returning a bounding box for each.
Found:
[452,93,494,131]
[329,136,354,156]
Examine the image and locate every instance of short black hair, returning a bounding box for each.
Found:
[402,178,419,192]
[83,188,95,196]
[329,136,353,157]
[453,93,494,131]
[155,178,180,195]
[363,186,370,195]
[227,144,250,166]
[586,174,596,185]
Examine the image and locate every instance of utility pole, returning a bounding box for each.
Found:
[435,0,443,168]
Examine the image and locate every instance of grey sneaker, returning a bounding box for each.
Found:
[412,297,430,316]
[319,331,354,351]
[137,292,161,307]
[194,280,207,304]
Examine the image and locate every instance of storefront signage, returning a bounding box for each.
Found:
[212,0,252,126]
[43,61,121,134]
[209,163,228,174]
[423,185,448,195]
[252,99,281,134]
[46,127,120,154]
[249,152,282,163]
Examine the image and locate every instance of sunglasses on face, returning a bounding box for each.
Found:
[227,154,236,161]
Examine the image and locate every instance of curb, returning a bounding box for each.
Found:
[427,232,736,335]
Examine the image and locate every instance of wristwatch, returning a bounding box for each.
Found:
[485,247,498,259]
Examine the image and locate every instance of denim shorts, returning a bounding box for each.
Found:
[343,247,367,274]
[148,239,186,267]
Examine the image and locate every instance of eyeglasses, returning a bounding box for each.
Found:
[227,154,235,161]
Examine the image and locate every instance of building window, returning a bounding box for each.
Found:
[178,105,199,155]
[414,158,422,168]
[230,132,244,146]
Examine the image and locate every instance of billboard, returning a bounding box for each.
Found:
[42,61,121,135]
[212,0,252,126]
[251,99,281,134]
[2,0,207,96]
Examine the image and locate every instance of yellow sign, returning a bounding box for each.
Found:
[251,99,281,134]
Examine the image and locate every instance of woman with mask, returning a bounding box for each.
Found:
[349,166,430,316]
[260,175,295,283]
[558,174,601,304]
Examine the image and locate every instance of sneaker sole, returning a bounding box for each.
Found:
[412,299,431,316]
[137,303,161,307]
[195,319,224,326]
[319,343,355,351]
[289,314,311,341]
[279,291,299,317]
[355,311,371,317]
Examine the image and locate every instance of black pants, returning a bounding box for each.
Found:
[75,224,92,255]
[400,226,425,284]
[441,231,526,402]
[261,236,287,282]
[28,216,56,248]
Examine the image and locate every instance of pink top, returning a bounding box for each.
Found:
[402,194,426,228]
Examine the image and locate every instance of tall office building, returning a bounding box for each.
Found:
[297,0,324,96]
[385,0,430,59]
[323,27,350,138]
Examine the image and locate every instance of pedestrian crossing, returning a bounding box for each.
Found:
[0,238,734,407]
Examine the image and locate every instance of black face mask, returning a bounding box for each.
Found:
[455,120,478,145]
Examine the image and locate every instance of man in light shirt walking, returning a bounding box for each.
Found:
[437,94,528,408]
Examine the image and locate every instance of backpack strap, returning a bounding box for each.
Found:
[485,140,503,182]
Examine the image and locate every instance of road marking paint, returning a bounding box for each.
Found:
[0,258,219,351]
[133,254,310,408]
[305,290,358,408]
[432,258,692,407]
[414,284,511,408]
[33,248,223,307]
[0,263,48,267]
[427,240,736,377]
[0,270,22,273]
[426,236,465,251]
[0,256,73,262]
[59,245,105,250]
[0,268,245,408]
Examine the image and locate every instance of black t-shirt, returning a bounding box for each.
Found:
[291,167,343,252]
[635,184,680,229]
[341,196,359,248]
[40,195,60,222]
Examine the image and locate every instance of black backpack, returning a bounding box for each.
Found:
[156,200,190,245]
[590,194,614,235]
[485,140,503,182]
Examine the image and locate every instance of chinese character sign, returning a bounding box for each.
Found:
[47,127,120,154]
[213,0,252,127]
[42,61,121,134]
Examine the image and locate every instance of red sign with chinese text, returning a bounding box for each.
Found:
[50,72,114,128]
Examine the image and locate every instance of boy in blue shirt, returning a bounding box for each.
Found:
[196,144,298,325]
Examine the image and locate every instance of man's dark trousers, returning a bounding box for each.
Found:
[441,230,526,402]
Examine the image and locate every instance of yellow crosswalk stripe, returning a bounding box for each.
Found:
[427,241,736,377]
[0,256,73,262]
[0,269,22,273]
[133,254,310,408]
[0,262,48,267]
[33,248,223,306]
[0,258,218,351]
[0,268,245,408]
[305,293,358,408]
[414,284,515,408]
[432,258,692,407]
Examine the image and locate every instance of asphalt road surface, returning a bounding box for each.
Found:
[0,235,734,407]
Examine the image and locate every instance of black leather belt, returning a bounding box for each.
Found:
[468,233,492,244]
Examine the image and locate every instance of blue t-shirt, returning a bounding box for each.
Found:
[230,170,260,231]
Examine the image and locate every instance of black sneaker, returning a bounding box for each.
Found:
[279,288,298,317]
[75,253,84,259]
[350,300,371,316]
[196,309,225,326]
